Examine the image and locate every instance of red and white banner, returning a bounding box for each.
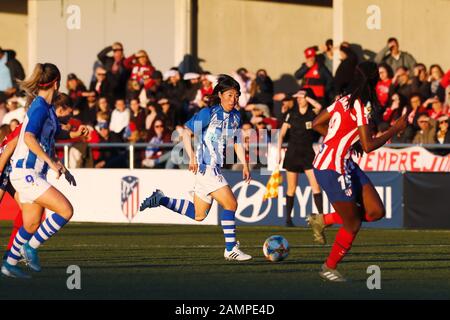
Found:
[353,146,450,172]
[268,144,450,172]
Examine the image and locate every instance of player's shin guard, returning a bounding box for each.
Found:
[7,211,24,250]
[6,227,32,266]
[221,210,236,251]
[313,192,323,214]
[28,213,68,249]
[325,227,356,269]
[160,197,196,220]
[323,212,343,225]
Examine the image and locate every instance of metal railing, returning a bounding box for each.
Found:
[55,142,450,169]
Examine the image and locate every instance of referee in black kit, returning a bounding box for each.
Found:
[277,88,324,227]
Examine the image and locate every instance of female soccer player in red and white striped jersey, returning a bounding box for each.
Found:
[307,61,407,282]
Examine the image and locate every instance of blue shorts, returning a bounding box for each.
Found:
[314,161,371,204]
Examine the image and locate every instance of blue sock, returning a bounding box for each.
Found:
[28,213,68,249]
[6,227,32,266]
[221,210,236,251]
[160,197,196,220]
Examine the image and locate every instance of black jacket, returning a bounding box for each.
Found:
[3,50,25,90]
[97,46,130,100]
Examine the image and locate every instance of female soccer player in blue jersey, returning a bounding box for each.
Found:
[140,75,252,261]
[1,63,85,278]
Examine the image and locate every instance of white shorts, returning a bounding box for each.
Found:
[192,166,228,204]
[10,168,51,204]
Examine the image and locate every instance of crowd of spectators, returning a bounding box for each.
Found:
[0,37,449,169]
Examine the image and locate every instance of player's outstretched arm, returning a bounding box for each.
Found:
[358,114,407,153]
[312,109,331,137]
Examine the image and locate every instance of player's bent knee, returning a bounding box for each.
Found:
[59,202,74,220]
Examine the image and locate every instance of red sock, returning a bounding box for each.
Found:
[325,227,357,269]
[323,212,343,225]
[7,211,23,250]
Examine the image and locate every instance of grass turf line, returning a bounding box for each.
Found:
[0,222,449,299]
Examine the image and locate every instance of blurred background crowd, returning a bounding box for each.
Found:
[0,37,449,169]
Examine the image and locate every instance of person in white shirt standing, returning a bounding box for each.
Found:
[109,98,130,134]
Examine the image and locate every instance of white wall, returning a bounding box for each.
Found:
[28,0,189,89]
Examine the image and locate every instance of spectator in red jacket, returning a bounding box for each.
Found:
[376,63,393,109]
[294,47,334,106]
[124,50,156,90]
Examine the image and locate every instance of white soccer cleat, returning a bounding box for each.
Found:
[139,189,165,211]
[319,263,347,282]
[224,242,252,261]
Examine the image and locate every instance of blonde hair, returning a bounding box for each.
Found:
[20,63,60,107]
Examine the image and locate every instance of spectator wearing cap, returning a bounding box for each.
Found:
[434,115,450,156]
[232,67,253,108]
[413,114,436,144]
[97,42,130,100]
[89,66,114,103]
[0,47,25,98]
[376,63,394,109]
[333,44,358,96]
[2,96,26,125]
[375,37,417,73]
[94,120,128,168]
[66,73,89,109]
[144,70,165,105]
[294,47,334,107]
[161,68,186,125]
[436,115,450,144]
[249,69,274,111]
[183,72,202,111]
[109,98,130,134]
[191,73,215,112]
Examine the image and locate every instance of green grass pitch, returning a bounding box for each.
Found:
[0,222,449,300]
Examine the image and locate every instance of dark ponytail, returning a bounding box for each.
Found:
[348,61,380,121]
[208,74,241,107]
[20,63,61,107]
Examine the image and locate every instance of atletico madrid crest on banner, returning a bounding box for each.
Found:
[263,168,283,201]
[121,176,139,222]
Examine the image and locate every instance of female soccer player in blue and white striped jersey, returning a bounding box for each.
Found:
[1,63,83,278]
[140,75,252,261]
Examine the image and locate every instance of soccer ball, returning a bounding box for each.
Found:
[263,235,289,262]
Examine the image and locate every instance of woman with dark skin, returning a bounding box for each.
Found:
[307,61,407,281]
